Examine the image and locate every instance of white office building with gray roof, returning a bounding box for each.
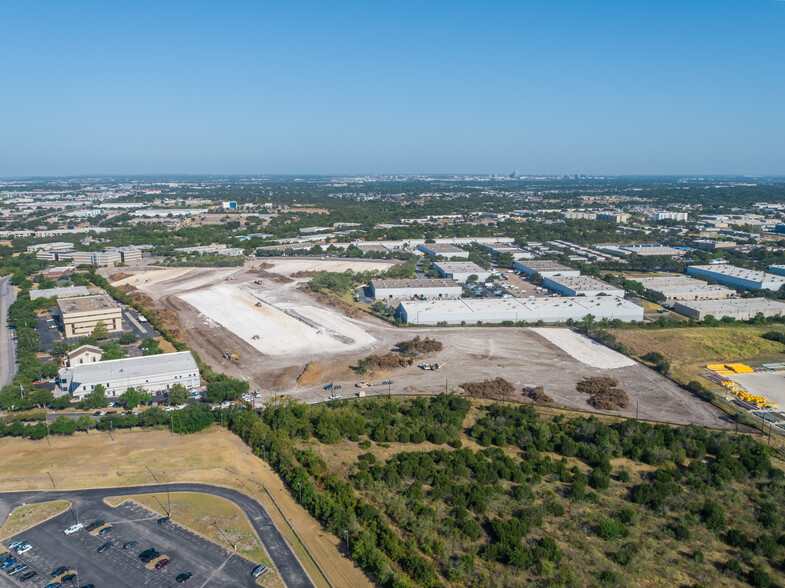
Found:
[57,351,201,399]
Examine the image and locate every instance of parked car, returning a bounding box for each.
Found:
[6,541,23,550]
[97,542,112,553]
[123,541,138,550]
[327,393,342,401]
[18,570,36,582]
[64,523,84,535]
[84,520,104,532]
[0,553,12,563]
[44,583,61,588]
[61,573,76,582]
[98,525,113,535]
[251,564,268,578]
[157,516,170,525]
[50,566,68,577]
[0,558,17,570]
[176,572,192,582]
[17,543,32,554]
[8,563,29,575]
[155,558,169,570]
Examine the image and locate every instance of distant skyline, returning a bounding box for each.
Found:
[1,1,784,177]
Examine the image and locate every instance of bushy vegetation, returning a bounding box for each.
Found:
[226,396,785,587]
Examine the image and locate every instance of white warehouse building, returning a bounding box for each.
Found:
[58,351,201,399]
[673,298,785,321]
[433,261,491,284]
[398,296,643,325]
[514,260,580,278]
[415,243,470,259]
[687,265,785,291]
[542,275,624,297]
[632,276,733,302]
[369,278,462,300]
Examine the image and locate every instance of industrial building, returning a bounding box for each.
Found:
[58,351,201,399]
[41,246,143,266]
[542,275,624,297]
[480,242,534,260]
[26,242,74,253]
[687,265,785,291]
[433,261,491,283]
[770,265,785,277]
[369,278,462,300]
[398,296,643,325]
[30,285,91,300]
[416,243,470,258]
[673,298,785,321]
[632,276,734,301]
[514,260,580,278]
[57,294,123,338]
[173,245,245,256]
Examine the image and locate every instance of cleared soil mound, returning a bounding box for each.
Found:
[291,270,320,278]
[395,336,444,356]
[363,353,411,370]
[522,385,554,404]
[297,361,327,386]
[576,376,630,411]
[462,378,515,400]
[109,271,133,282]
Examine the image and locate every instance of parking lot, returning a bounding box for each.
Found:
[1,500,262,587]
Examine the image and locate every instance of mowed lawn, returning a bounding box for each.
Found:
[610,325,785,383]
[0,500,69,539]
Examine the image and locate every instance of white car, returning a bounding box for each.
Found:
[64,523,84,535]
[17,543,32,554]
[327,393,342,401]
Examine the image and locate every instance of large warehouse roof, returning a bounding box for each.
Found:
[65,351,199,381]
[370,278,460,289]
[544,275,622,293]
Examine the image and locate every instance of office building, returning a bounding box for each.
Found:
[57,294,123,338]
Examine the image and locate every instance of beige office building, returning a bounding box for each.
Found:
[57,294,123,338]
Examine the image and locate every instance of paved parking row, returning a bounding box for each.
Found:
[0,500,259,588]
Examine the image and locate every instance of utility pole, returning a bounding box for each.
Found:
[635,400,639,420]
[261,445,266,462]
[344,529,349,551]
[109,421,114,441]
[297,482,301,503]
[170,416,174,436]
[46,422,51,446]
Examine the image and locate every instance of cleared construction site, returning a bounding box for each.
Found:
[104,261,730,428]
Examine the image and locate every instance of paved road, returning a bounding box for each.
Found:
[0,275,17,387]
[0,483,315,588]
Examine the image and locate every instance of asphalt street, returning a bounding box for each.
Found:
[0,483,314,588]
[0,275,17,388]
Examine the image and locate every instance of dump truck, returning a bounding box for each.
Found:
[224,352,240,361]
[355,381,373,388]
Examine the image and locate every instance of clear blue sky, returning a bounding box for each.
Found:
[1,0,784,176]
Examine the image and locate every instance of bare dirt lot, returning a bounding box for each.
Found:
[118,261,728,428]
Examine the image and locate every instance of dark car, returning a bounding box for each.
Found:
[44,583,61,588]
[51,566,68,577]
[61,573,76,582]
[155,558,169,570]
[157,516,170,525]
[251,564,268,578]
[80,584,95,588]
[176,572,192,582]
[97,542,112,553]
[123,541,138,550]
[98,525,113,535]
[18,570,37,582]
[84,520,104,532]
[0,552,12,563]
[140,549,160,563]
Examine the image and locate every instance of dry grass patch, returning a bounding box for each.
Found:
[0,500,69,540]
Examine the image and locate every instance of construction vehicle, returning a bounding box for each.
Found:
[224,352,240,361]
[357,390,366,398]
[355,381,373,388]
[403,356,413,366]
[255,302,262,307]
[324,383,343,391]
[251,335,260,340]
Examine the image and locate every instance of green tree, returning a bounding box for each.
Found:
[49,395,71,410]
[76,414,94,432]
[118,332,138,345]
[92,321,110,340]
[118,387,143,408]
[50,415,77,435]
[167,384,189,405]
[78,385,109,410]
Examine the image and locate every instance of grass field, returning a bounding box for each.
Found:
[107,493,283,588]
[610,325,785,384]
[0,426,370,588]
[0,500,69,540]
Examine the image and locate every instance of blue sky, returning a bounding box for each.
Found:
[1,0,783,176]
